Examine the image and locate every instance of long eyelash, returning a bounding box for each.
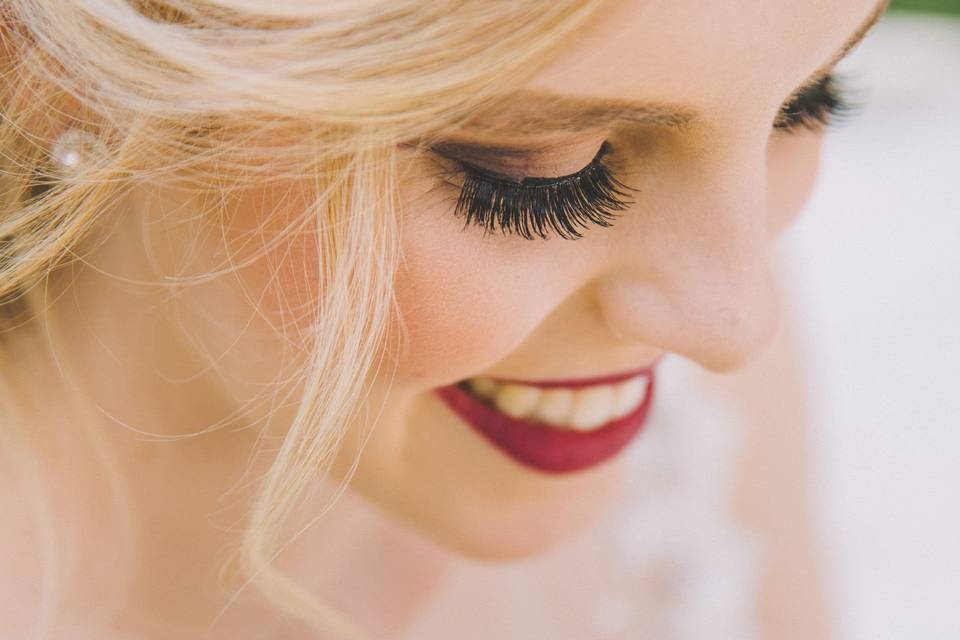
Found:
[449,142,636,241]
[775,73,855,132]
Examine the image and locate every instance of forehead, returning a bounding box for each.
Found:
[521,0,883,118]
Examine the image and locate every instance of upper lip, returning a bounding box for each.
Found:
[475,354,665,390]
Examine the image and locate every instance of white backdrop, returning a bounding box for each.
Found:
[781,13,960,640]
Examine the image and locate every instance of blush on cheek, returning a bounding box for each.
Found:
[221,171,516,400]
[224,179,328,334]
[766,130,825,235]
[390,251,530,390]
[269,224,324,329]
[389,179,560,390]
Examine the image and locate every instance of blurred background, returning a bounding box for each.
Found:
[889,0,959,13]
[781,2,959,638]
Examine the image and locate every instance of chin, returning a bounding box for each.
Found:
[339,388,631,564]
[436,523,587,563]
[412,464,624,564]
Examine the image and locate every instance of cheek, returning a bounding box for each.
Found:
[361,181,620,560]
[766,130,825,235]
[391,246,524,388]
[188,178,326,331]
[251,184,325,324]
[389,182,562,389]
[210,171,558,394]
[146,179,323,367]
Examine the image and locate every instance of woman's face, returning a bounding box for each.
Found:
[334,0,886,560]
[133,0,884,561]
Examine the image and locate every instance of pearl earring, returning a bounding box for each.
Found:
[50,128,104,173]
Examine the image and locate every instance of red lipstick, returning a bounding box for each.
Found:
[434,362,658,474]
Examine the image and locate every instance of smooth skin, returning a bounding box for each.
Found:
[0,0,884,637]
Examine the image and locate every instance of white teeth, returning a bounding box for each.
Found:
[535,388,574,426]
[494,384,541,419]
[467,377,498,399]
[463,374,650,431]
[611,376,649,420]
[568,385,615,431]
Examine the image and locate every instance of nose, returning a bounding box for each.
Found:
[593,139,781,373]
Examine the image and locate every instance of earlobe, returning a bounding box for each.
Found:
[49,128,107,175]
[0,17,94,172]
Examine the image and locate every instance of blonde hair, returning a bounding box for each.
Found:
[0,1,606,636]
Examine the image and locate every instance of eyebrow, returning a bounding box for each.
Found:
[450,0,888,138]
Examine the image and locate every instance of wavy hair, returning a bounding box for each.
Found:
[0,1,606,636]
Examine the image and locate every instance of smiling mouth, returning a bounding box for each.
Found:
[433,361,660,474]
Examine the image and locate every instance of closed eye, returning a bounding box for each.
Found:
[774,73,855,132]
[431,141,637,241]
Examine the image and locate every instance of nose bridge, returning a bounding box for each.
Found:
[595,138,781,372]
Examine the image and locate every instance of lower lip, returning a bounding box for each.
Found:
[434,372,655,474]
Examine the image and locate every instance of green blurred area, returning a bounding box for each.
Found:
[890,0,960,14]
